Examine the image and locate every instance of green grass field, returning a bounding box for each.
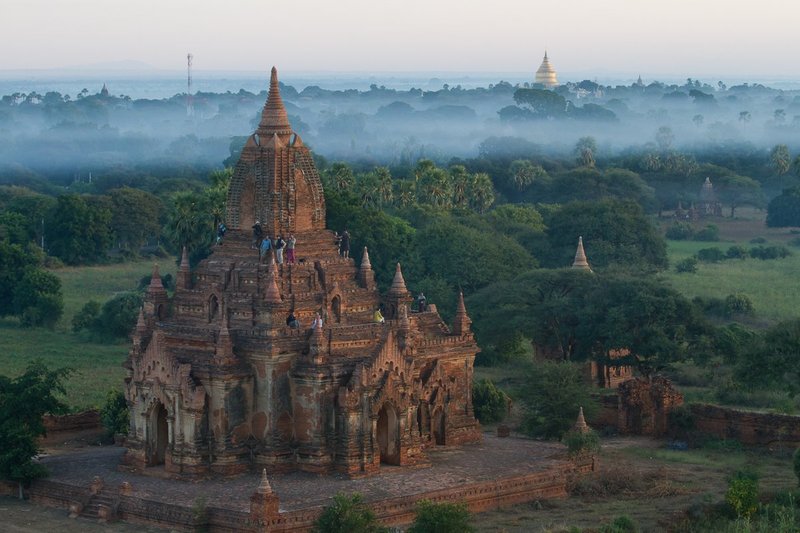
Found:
[661,210,800,326]
[0,259,176,411]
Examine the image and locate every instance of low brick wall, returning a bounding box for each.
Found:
[690,404,800,448]
[42,410,101,435]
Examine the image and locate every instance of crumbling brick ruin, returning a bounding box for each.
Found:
[122,68,481,478]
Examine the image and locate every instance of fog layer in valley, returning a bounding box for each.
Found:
[1,76,799,188]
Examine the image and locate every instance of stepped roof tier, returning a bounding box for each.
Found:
[123,68,481,478]
[535,51,559,88]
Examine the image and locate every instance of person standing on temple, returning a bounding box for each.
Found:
[252,221,263,249]
[259,235,272,262]
[275,235,286,264]
[340,229,350,258]
[373,308,385,324]
[416,292,427,312]
[216,222,227,245]
[286,234,297,264]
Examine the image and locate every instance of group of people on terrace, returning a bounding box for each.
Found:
[249,221,296,264]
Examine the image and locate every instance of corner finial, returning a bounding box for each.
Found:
[389,262,408,295]
[257,468,273,495]
[264,257,282,305]
[453,290,472,335]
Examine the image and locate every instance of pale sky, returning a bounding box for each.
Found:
[2,0,799,77]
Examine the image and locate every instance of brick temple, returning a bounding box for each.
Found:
[122,67,482,478]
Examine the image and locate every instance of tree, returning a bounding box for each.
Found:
[46,194,112,265]
[312,493,388,533]
[736,319,800,396]
[508,160,546,192]
[692,114,704,127]
[714,174,763,218]
[543,199,668,271]
[417,167,452,208]
[472,379,509,424]
[771,144,791,176]
[512,88,567,118]
[467,172,495,213]
[100,390,129,438]
[655,126,674,151]
[766,187,800,227]
[407,500,474,533]
[0,361,71,498]
[13,268,64,328]
[575,137,597,168]
[324,162,355,191]
[108,187,162,251]
[518,361,597,439]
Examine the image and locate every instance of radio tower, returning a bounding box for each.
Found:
[186,52,194,116]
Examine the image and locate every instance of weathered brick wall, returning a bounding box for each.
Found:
[690,404,800,448]
[589,394,620,430]
[43,409,101,434]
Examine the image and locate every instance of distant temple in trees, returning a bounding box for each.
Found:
[535,51,559,88]
[123,68,481,478]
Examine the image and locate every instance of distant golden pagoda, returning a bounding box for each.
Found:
[535,51,559,88]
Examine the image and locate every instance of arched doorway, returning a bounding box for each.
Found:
[147,402,169,466]
[432,408,446,446]
[417,402,431,442]
[376,403,400,465]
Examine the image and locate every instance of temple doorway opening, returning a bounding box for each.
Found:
[433,408,446,445]
[377,403,400,465]
[148,402,169,466]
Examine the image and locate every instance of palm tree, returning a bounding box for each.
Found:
[373,166,393,206]
[468,173,496,214]
[449,165,471,207]
[771,144,791,176]
[393,180,416,208]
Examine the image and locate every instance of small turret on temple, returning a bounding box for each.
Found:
[123,67,481,479]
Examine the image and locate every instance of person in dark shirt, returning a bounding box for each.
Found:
[340,229,350,258]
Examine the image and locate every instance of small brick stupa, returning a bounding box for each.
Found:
[123,68,481,477]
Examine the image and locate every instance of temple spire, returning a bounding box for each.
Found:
[573,407,591,434]
[148,263,164,291]
[135,307,147,335]
[258,66,292,136]
[572,236,592,271]
[178,246,191,290]
[389,263,408,295]
[452,291,472,336]
[358,247,375,289]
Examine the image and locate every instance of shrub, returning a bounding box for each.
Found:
[562,428,601,457]
[789,237,800,248]
[599,515,638,533]
[725,471,759,518]
[750,245,792,260]
[666,222,694,241]
[724,293,754,316]
[472,379,509,424]
[694,224,720,241]
[100,390,129,437]
[72,300,101,333]
[312,493,388,533]
[407,500,474,533]
[696,247,725,262]
[750,236,767,244]
[89,291,143,339]
[675,257,698,273]
[794,447,800,487]
[726,245,749,259]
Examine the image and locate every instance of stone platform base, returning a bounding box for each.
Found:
[28,433,596,532]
